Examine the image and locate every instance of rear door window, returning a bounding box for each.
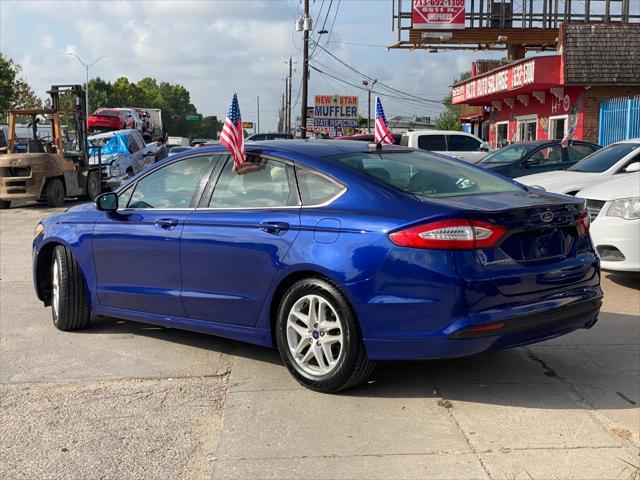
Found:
[417,135,446,151]
[209,156,298,208]
[566,144,597,162]
[447,135,481,152]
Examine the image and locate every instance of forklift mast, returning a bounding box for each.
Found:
[47,84,88,165]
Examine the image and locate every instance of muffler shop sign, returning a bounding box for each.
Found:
[313,95,359,128]
[413,0,465,30]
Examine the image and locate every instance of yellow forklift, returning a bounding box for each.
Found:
[0,85,100,208]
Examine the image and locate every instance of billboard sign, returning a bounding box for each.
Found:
[313,95,359,128]
[413,0,465,30]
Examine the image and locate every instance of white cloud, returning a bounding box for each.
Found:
[1,0,504,130]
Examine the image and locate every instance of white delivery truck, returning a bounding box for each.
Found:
[133,108,163,141]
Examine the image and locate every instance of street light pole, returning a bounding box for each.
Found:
[68,53,107,118]
[363,79,378,133]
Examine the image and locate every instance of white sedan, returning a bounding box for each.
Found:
[577,173,640,272]
[516,139,640,194]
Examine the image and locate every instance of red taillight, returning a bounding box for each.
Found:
[466,321,506,333]
[389,219,506,250]
[577,209,590,236]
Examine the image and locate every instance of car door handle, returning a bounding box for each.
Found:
[155,217,179,230]
[259,221,290,235]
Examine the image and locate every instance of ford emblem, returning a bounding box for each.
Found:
[540,211,554,223]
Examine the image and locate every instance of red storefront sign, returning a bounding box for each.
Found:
[413,0,465,30]
[452,56,563,105]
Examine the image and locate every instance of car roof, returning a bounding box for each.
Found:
[166,139,411,161]
[403,130,473,136]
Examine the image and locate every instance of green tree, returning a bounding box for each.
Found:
[0,54,42,114]
[435,71,471,131]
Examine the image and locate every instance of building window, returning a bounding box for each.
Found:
[517,115,538,142]
[496,122,509,148]
[548,115,568,140]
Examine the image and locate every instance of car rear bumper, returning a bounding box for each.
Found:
[363,294,602,360]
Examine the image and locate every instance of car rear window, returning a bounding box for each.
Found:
[326,151,522,198]
[568,143,639,173]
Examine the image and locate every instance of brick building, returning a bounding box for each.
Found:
[452,24,640,148]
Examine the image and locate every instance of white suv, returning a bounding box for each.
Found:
[400,130,491,163]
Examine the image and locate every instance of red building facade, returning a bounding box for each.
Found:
[452,24,640,148]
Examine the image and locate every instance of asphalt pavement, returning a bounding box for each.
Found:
[1,202,638,480]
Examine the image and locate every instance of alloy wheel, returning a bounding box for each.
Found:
[286,294,344,376]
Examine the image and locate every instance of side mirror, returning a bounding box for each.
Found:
[96,192,118,212]
[479,142,490,152]
[624,162,640,173]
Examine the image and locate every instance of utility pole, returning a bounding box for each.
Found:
[257,96,260,134]
[363,79,378,133]
[281,93,285,133]
[284,77,289,133]
[300,0,310,139]
[288,56,293,134]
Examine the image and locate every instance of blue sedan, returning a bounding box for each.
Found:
[33,141,602,392]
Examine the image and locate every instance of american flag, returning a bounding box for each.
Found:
[375,97,394,145]
[220,94,246,170]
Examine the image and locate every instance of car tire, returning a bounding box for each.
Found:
[86,170,101,200]
[275,278,374,393]
[0,200,10,209]
[45,178,65,207]
[51,245,90,331]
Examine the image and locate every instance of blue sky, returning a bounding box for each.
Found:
[0,0,504,131]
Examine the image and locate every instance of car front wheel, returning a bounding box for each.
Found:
[275,278,374,393]
[51,245,90,331]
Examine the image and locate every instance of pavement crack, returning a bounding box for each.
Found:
[616,391,637,406]
[525,347,640,449]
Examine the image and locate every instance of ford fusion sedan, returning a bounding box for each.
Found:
[577,173,640,272]
[478,140,600,178]
[33,141,602,392]
[517,139,640,194]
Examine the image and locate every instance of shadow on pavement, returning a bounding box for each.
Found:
[83,313,638,408]
[604,271,640,289]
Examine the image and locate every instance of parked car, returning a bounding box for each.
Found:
[245,133,294,141]
[33,141,602,393]
[190,138,215,147]
[335,133,403,144]
[577,173,640,272]
[478,140,601,178]
[516,139,640,194]
[88,129,157,189]
[88,108,128,132]
[168,146,193,155]
[167,136,191,149]
[400,130,491,162]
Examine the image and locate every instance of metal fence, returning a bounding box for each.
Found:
[598,96,640,146]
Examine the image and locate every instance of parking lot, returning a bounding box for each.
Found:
[0,203,638,480]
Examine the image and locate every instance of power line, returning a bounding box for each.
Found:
[311,41,444,105]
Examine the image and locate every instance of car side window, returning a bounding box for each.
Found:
[209,156,296,208]
[529,145,564,165]
[448,135,481,152]
[567,144,596,162]
[296,168,344,205]
[417,135,446,151]
[128,155,214,209]
[127,135,140,154]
